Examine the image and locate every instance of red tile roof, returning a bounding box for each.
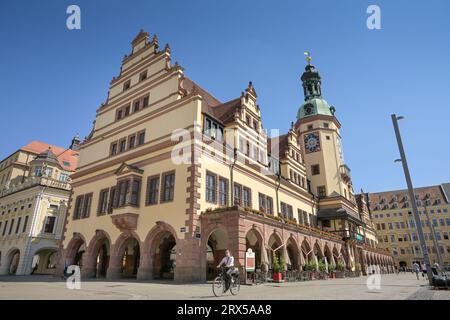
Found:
[20,141,79,172]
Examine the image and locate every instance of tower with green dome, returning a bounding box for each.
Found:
[294,57,373,259]
[294,57,362,221]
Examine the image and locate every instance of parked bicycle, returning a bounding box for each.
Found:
[212,266,240,297]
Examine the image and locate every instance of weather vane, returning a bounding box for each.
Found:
[304,51,312,65]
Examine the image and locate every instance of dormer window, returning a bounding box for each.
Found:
[203,116,223,142]
[34,166,42,177]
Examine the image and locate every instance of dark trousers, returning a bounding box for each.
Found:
[224,267,234,289]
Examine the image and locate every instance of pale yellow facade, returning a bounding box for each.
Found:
[58,30,393,282]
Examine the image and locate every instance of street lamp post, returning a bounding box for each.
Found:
[391,114,433,285]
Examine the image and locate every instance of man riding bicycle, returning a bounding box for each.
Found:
[217,249,235,290]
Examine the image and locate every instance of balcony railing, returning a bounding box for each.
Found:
[0,176,71,197]
[330,229,365,242]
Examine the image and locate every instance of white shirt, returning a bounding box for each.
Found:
[218,255,234,267]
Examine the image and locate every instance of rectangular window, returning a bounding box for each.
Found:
[161,171,175,202]
[143,95,149,107]
[128,135,136,150]
[206,172,217,203]
[119,139,127,153]
[138,131,145,145]
[15,217,22,234]
[108,186,116,213]
[280,202,287,218]
[233,183,242,206]
[117,180,130,207]
[97,189,109,215]
[116,109,123,121]
[123,80,131,91]
[311,164,320,175]
[203,116,224,142]
[2,220,8,236]
[287,205,293,220]
[9,219,14,235]
[124,106,130,116]
[22,216,29,233]
[130,180,141,206]
[34,166,42,177]
[146,176,160,205]
[266,196,274,214]
[243,187,252,208]
[44,216,56,233]
[258,193,266,212]
[133,100,140,112]
[317,186,326,198]
[218,177,228,206]
[82,193,92,218]
[140,71,147,82]
[73,195,84,219]
[110,142,118,156]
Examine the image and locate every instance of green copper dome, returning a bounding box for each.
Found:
[297,97,334,120]
[296,63,335,120]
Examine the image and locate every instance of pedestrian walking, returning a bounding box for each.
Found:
[421,263,426,277]
[412,262,420,280]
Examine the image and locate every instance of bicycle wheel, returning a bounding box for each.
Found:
[230,275,240,295]
[212,276,225,297]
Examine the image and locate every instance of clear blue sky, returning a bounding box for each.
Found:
[0,0,449,193]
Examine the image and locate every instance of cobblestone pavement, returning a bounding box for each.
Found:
[0,273,448,300]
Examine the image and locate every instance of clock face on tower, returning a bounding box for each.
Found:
[304,132,321,153]
[304,103,314,116]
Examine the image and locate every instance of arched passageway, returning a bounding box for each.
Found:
[7,249,21,275]
[245,229,263,269]
[31,248,58,275]
[152,232,177,280]
[205,229,228,280]
[267,233,283,270]
[286,238,300,271]
[120,237,140,278]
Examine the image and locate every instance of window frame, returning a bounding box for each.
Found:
[161,170,176,203]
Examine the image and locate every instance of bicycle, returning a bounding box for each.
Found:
[251,269,268,285]
[212,266,240,297]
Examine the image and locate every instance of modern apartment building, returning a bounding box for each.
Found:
[369,184,450,268]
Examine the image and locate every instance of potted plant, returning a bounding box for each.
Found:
[328,263,336,278]
[336,261,346,278]
[272,254,285,282]
[354,263,362,277]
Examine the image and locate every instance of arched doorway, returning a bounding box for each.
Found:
[7,249,20,275]
[314,242,324,264]
[268,233,283,270]
[286,238,300,271]
[119,237,140,278]
[245,229,262,269]
[205,229,228,280]
[31,248,58,275]
[153,232,177,280]
[301,239,314,266]
[95,243,109,278]
[340,247,349,269]
[65,235,86,268]
[323,244,333,269]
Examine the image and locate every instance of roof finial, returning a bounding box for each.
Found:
[304,51,312,65]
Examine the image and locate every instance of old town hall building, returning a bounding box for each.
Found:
[57,30,393,282]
